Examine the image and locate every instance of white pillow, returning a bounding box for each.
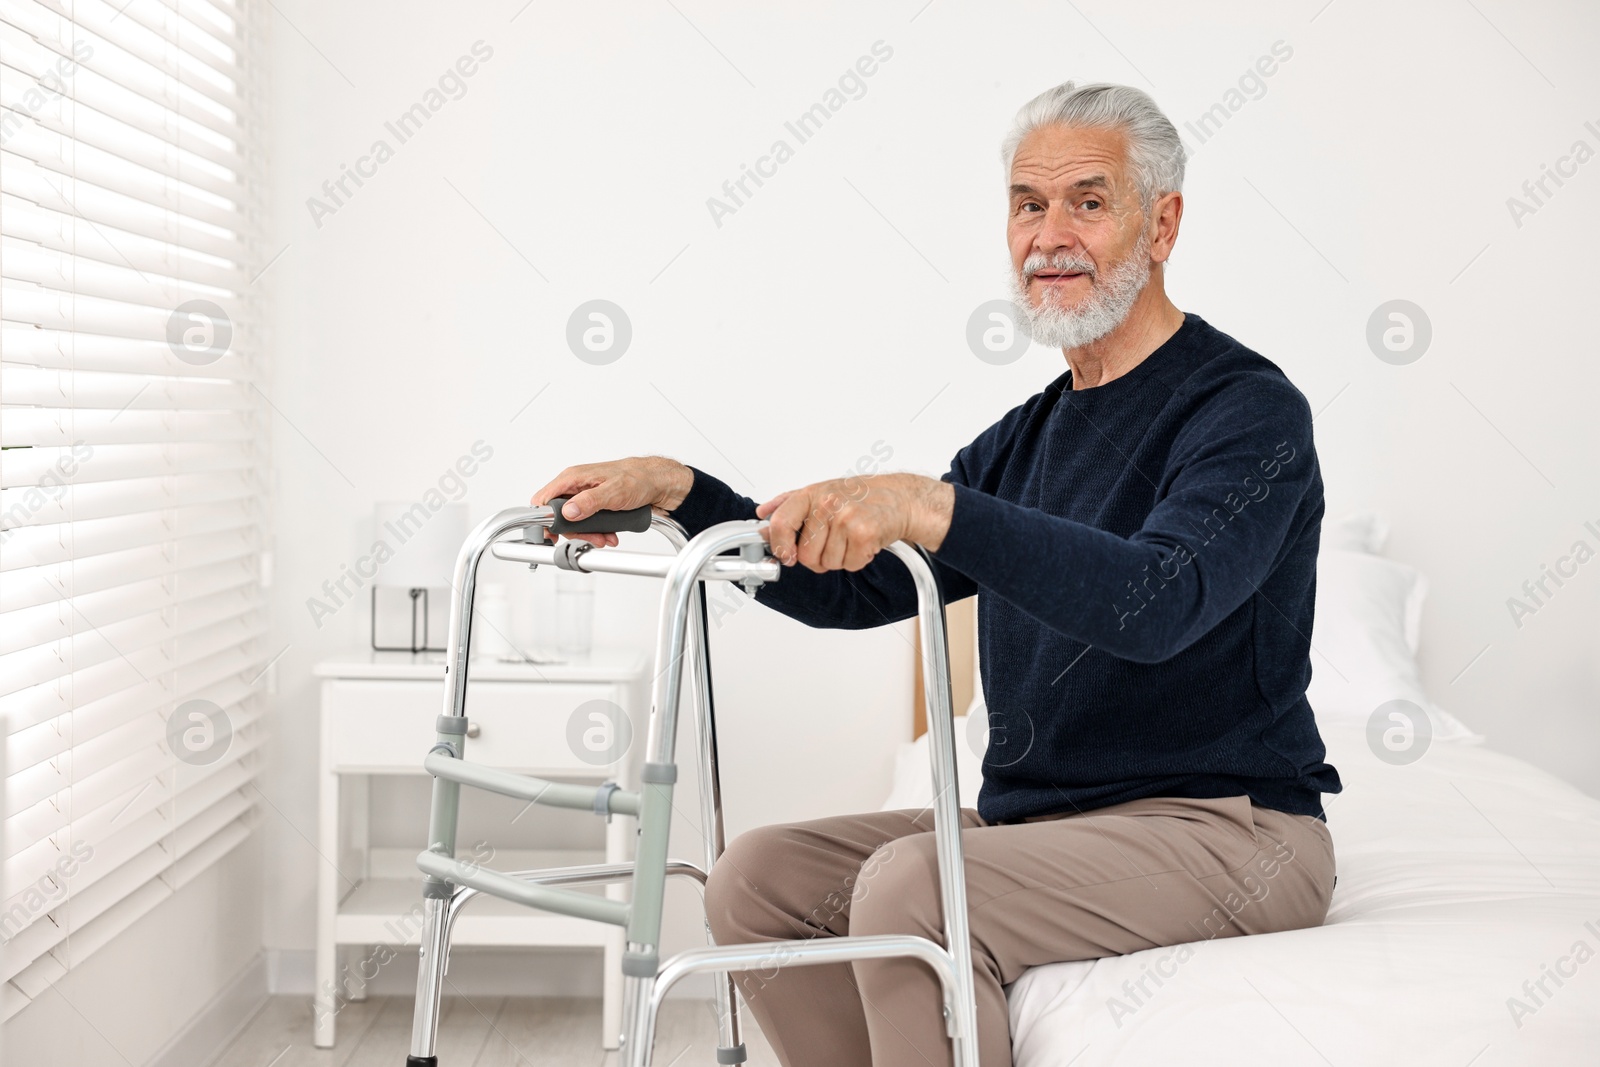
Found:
[1321,510,1391,555]
[1308,549,1482,742]
[881,714,985,811]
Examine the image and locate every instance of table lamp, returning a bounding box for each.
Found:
[371,501,470,653]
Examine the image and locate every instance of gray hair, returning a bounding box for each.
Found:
[1000,81,1185,213]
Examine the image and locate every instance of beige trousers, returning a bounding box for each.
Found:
[703,794,1336,1067]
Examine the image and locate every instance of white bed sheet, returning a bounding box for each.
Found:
[1004,720,1600,1066]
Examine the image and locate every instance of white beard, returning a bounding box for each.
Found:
[1006,229,1153,350]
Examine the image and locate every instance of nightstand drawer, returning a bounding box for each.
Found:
[324,678,633,773]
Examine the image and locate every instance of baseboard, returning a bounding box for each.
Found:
[142,954,269,1067]
[264,947,713,999]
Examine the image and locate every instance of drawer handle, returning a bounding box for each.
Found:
[466,723,481,739]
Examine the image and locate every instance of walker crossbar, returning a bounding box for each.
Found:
[420,751,641,815]
[436,861,710,1003]
[644,933,969,1054]
[491,538,782,585]
[404,504,980,1067]
[444,859,709,931]
[416,849,629,925]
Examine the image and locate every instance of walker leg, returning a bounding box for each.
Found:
[893,543,982,1067]
[690,590,746,1064]
[620,973,660,1067]
[618,769,674,1067]
[405,894,451,1065]
[406,748,463,1063]
[408,671,468,1062]
[620,524,765,1066]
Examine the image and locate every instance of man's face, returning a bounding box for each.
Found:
[1005,123,1154,348]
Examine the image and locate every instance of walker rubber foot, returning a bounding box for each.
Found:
[717,1044,748,1064]
[405,1058,438,1066]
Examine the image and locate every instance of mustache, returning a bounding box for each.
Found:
[1022,252,1096,280]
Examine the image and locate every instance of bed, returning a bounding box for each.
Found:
[886,516,1600,1065]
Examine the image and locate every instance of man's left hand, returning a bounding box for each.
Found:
[755,473,954,572]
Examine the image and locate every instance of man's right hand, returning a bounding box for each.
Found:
[531,457,694,547]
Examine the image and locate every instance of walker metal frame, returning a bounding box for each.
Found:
[403,503,979,1066]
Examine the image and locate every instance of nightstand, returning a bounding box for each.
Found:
[311,650,648,1049]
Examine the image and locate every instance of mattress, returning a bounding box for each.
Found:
[1004,719,1600,1066]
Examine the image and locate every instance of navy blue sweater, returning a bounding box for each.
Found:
[669,312,1342,823]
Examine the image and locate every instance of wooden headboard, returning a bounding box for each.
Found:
[912,595,977,739]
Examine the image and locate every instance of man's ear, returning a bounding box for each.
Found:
[1151,190,1183,264]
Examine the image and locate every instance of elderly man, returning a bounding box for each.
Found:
[533,81,1341,1067]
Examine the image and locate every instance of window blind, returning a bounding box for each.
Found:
[0,0,266,1021]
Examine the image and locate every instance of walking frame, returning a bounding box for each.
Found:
[403,501,980,1065]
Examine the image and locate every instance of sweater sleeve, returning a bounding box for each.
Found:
[930,375,1319,663]
[666,465,978,629]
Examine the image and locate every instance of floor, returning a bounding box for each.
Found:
[212,995,782,1067]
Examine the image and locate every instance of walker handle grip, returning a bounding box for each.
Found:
[546,496,653,536]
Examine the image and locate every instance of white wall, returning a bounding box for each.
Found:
[258,0,1600,992]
